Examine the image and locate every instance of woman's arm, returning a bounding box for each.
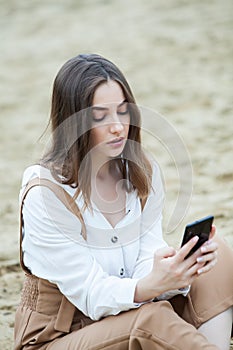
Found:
[22,185,142,321]
[132,162,218,302]
[134,232,218,303]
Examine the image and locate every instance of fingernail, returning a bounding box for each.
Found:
[197,268,203,274]
[197,256,203,263]
[201,246,207,253]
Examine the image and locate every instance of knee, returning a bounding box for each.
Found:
[132,301,174,333]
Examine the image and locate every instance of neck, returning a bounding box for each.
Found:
[91,155,111,181]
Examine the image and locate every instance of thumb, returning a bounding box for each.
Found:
[154,246,176,260]
[209,225,216,240]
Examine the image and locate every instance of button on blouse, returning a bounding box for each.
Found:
[111,236,118,243]
[20,164,187,322]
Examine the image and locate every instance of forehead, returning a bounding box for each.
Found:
[92,80,125,107]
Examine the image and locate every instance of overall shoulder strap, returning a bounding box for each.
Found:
[19,177,86,274]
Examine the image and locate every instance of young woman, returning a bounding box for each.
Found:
[14,54,233,350]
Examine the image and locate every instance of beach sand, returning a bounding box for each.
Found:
[0,0,232,348]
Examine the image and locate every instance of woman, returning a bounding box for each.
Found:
[14,54,233,349]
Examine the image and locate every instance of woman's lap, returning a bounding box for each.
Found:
[46,302,219,350]
[171,236,233,328]
[40,236,232,350]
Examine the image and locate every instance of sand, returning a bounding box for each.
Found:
[0,0,232,348]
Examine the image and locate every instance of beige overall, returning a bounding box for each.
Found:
[14,178,233,350]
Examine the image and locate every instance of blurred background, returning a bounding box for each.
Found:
[0,0,232,348]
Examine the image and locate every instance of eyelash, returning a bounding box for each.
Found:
[93,109,129,122]
[118,109,129,116]
[93,116,105,122]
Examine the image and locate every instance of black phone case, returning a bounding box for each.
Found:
[181,215,214,259]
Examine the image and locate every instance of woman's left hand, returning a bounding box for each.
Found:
[194,225,218,275]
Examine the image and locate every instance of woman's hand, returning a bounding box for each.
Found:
[194,225,218,274]
[134,226,218,303]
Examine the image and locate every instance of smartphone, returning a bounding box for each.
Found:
[181,215,214,259]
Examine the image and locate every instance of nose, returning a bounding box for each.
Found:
[109,113,124,134]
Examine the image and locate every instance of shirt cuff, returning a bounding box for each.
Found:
[155,285,191,301]
[116,278,141,307]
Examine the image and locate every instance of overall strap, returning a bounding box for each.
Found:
[19,177,86,274]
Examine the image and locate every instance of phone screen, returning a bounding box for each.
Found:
[181,215,214,259]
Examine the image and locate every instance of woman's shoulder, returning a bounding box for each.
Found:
[21,164,54,186]
[20,164,76,198]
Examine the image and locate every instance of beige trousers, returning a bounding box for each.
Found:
[28,237,233,350]
[47,301,220,350]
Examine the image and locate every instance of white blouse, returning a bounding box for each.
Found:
[20,163,188,321]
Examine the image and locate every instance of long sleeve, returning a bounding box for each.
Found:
[132,163,190,299]
[22,185,141,321]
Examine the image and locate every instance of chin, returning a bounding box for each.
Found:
[108,149,124,159]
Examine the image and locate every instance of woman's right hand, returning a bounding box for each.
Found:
[134,235,218,303]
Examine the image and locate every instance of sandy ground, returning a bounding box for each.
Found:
[0,0,232,348]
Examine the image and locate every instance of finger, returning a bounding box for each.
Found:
[177,236,199,262]
[197,258,218,275]
[196,250,218,265]
[186,240,218,263]
[200,241,218,254]
[182,248,203,269]
[187,261,206,277]
[179,240,218,269]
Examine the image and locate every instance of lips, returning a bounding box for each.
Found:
[107,137,124,144]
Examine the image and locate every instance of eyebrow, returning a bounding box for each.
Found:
[92,99,127,111]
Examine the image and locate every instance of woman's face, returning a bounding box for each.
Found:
[90,80,130,160]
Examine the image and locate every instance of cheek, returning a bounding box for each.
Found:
[90,126,105,147]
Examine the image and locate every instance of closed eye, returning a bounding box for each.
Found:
[117,109,129,116]
[92,115,106,122]
[117,102,129,115]
[91,108,107,122]
[91,100,129,122]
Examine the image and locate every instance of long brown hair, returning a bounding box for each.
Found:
[42,54,152,208]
